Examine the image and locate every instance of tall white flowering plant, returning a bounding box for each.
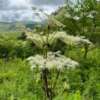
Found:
[26,7,93,100]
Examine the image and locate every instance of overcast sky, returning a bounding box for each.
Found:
[0,0,64,22]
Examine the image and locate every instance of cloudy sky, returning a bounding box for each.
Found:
[0,0,64,22]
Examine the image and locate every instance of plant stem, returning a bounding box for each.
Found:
[41,24,52,100]
[42,68,52,100]
[84,44,88,59]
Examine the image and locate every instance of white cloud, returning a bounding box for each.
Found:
[0,0,64,22]
[9,0,32,9]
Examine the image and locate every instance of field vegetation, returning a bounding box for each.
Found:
[0,0,100,100]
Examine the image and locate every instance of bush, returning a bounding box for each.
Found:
[0,36,39,59]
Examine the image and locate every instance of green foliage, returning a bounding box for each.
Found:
[0,40,99,99]
[0,35,41,59]
[54,90,82,100]
[0,0,99,99]
[0,59,46,100]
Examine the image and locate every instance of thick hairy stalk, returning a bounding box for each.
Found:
[41,68,52,100]
[42,25,52,100]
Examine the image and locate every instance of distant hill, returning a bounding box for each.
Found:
[0,20,47,33]
[0,21,36,32]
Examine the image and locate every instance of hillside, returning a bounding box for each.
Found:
[0,22,36,32]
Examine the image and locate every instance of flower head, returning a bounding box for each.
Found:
[27,51,79,71]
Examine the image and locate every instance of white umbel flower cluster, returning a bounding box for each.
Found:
[54,31,93,47]
[26,31,93,49]
[27,51,79,71]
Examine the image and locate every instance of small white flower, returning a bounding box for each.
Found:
[73,16,80,20]
[87,14,94,19]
